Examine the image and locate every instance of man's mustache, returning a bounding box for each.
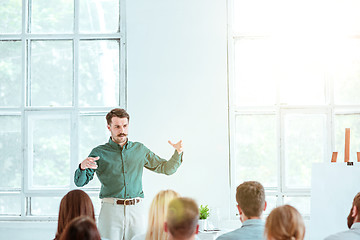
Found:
[117,133,127,137]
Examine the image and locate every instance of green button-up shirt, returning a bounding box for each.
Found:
[74,138,183,199]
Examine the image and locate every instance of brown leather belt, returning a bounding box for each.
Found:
[116,199,141,205]
[102,198,141,205]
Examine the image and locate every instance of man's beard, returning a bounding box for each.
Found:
[347,206,354,229]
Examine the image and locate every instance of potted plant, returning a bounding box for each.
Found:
[198,205,210,231]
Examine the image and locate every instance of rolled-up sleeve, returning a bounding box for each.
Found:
[144,149,183,175]
[74,166,95,187]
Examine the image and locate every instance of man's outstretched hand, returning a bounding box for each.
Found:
[80,156,99,170]
[168,140,183,154]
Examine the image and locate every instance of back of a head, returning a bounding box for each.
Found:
[265,205,305,240]
[166,197,199,239]
[59,216,101,240]
[146,190,180,240]
[236,181,265,218]
[55,190,95,240]
[348,192,360,228]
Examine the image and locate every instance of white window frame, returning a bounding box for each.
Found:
[227,0,360,220]
[0,0,126,220]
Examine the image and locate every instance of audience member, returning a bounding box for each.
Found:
[59,216,101,240]
[132,190,180,240]
[324,192,360,240]
[165,197,199,240]
[265,205,305,240]
[216,181,267,240]
[55,189,95,240]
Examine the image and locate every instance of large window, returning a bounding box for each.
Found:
[229,0,360,219]
[0,0,125,220]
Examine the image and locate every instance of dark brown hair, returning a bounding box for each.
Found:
[167,197,199,239]
[236,181,265,217]
[265,205,305,240]
[59,216,101,240]
[347,192,360,228]
[55,190,95,240]
[106,108,130,125]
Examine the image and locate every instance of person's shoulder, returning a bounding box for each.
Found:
[216,228,243,240]
[93,141,109,150]
[129,141,148,150]
[89,145,106,155]
[324,229,357,240]
[217,222,265,240]
[324,233,342,240]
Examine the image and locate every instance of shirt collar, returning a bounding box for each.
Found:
[351,222,360,230]
[108,137,133,149]
[242,219,264,227]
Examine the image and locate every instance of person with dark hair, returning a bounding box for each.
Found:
[164,197,199,240]
[265,205,305,240]
[216,181,267,240]
[74,108,184,240]
[324,192,360,240]
[59,216,101,240]
[55,189,95,240]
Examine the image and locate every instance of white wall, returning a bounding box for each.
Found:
[0,0,230,239]
[126,0,229,219]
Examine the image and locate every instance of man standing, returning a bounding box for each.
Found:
[216,181,267,240]
[165,197,199,240]
[74,108,183,240]
[324,192,360,240]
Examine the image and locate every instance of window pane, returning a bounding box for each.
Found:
[323,1,360,36]
[233,0,360,36]
[30,115,70,188]
[30,40,73,106]
[235,115,277,187]
[233,0,319,36]
[331,40,360,105]
[0,0,22,33]
[284,196,310,216]
[234,39,276,106]
[284,114,326,188]
[0,116,21,189]
[79,115,109,188]
[31,196,61,216]
[277,39,325,105]
[79,40,119,107]
[0,41,22,107]
[79,0,119,33]
[233,0,276,35]
[0,195,21,215]
[264,195,277,216]
[31,0,74,33]
[334,114,360,162]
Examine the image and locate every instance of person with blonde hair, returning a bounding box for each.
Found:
[132,190,180,240]
[265,205,305,240]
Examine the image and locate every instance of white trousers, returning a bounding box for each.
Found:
[98,199,146,240]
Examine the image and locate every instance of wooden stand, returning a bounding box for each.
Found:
[331,128,359,162]
[344,128,350,162]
